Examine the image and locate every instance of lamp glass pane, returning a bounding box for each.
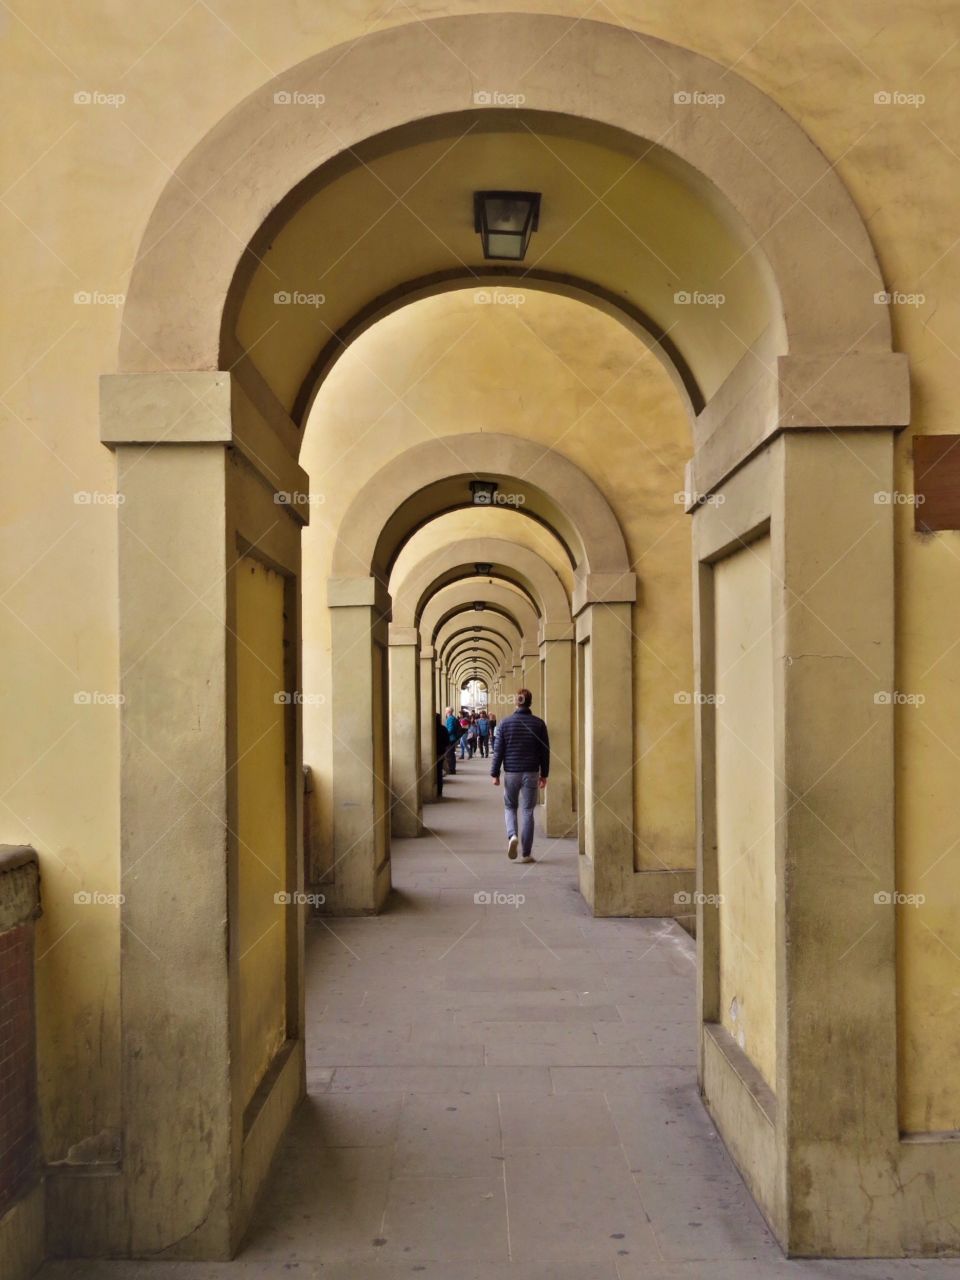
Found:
[485,196,530,231]
[486,231,523,259]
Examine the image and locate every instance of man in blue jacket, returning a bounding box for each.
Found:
[490,688,549,862]
[443,707,459,775]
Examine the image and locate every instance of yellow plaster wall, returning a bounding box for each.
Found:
[235,557,288,1110]
[2,0,959,1151]
[714,537,776,1092]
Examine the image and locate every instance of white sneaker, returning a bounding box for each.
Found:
[507,835,518,860]
[522,854,535,863]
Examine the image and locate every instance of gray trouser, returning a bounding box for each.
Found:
[503,771,539,856]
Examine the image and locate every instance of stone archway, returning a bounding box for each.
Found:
[434,614,523,672]
[434,613,524,715]
[94,11,917,1265]
[325,434,638,917]
[386,578,541,839]
[118,13,894,384]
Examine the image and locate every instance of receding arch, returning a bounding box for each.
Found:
[451,655,497,685]
[441,631,512,668]
[421,582,539,655]
[292,268,703,425]
[435,616,522,670]
[442,624,522,665]
[392,537,572,636]
[332,433,633,597]
[445,647,508,689]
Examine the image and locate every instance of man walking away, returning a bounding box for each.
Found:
[443,706,459,775]
[490,688,549,862]
[434,713,449,797]
[476,710,490,757]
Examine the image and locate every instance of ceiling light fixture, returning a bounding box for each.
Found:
[473,190,541,261]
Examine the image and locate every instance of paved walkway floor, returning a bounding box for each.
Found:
[40,758,960,1278]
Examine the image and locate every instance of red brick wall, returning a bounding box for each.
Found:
[0,920,38,1216]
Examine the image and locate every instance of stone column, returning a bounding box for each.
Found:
[521,645,539,689]
[574,599,636,915]
[500,662,516,711]
[777,431,898,1254]
[388,626,422,836]
[0,847,42,1279]
[691,424,903,1257]
[419,645,438,802]
[87,372,307,1258]
[540,635,576,836]
[437,662,448,715]
[327,577,392,914]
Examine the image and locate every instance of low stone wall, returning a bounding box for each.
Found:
[0,846,43,1280]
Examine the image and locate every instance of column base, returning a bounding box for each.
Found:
[314,858,392,915]
[580,858,696,918]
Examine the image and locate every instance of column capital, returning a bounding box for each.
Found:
[328,576,391,614]
[688,351,909,505]
[100,371,312,525]
[572,571,638,616]
[388,625,419,647]
[539,623,575,644]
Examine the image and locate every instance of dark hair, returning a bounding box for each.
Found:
[515,688,532,708]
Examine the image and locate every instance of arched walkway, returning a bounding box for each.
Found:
[327,437,639,916]
[390,538,576,833]
[90,8,920,1265]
